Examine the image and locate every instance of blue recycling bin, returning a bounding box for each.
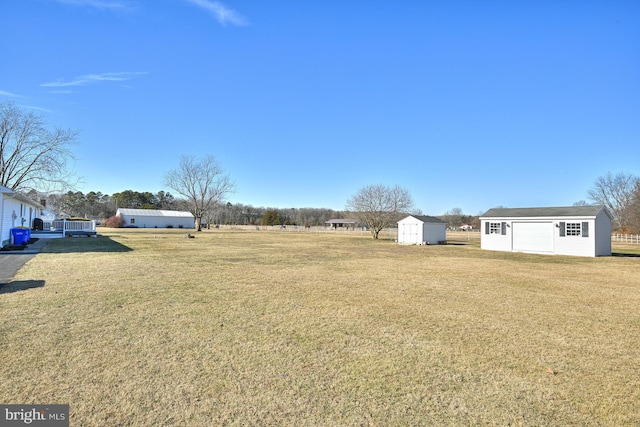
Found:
[11,228,30,245]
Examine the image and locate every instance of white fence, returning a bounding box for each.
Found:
[612,234,640,245]
[202,225,640,245]
[214,224,397,238]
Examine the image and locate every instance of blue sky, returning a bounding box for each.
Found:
[2,0,639,215]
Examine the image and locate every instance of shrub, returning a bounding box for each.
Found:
[104,215,124,228]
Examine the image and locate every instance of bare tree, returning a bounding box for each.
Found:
[443,207,464,228]
[587,172,639,230]
[627,181,640,234]
[164,155,234,231]
[0,101,78,192]
[345,184,415,239]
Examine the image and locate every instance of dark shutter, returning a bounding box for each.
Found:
[485,222,489,234]
[582,222,589,237]
[501,222,507,235]
[559,222,565,237]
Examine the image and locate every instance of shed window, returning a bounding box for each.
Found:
[566,222,581,236]
[130,218,135,224]
[559,221,589,237]
[489,222,501,234]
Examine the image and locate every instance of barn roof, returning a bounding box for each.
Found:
[325,218,359,224]
[116,208,194,218]
[480,205,608,218]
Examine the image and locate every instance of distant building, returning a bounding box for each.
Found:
[116,208,194,229]
[325,219,360,230]
[480,205,612,257]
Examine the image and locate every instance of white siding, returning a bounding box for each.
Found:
[553,218,595,257]
[1,195,42,247]
[118,214,194,229]
[0,194,16,246]
[423,222,446,244]
[480,220,512,252]
[595,214,612,256]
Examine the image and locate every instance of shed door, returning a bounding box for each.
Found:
[402,223,419,244]
[512,222,553,253]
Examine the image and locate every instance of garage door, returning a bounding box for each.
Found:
[512,222,553,253]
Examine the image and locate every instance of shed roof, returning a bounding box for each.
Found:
[116,208,194,218]
[480,205,608,218]
[401,215,446,224]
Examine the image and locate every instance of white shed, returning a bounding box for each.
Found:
[116,208,194,229]
[397,215,447,245]
[480,206,612,257]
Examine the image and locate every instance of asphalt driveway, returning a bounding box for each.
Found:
[0,239,49,285]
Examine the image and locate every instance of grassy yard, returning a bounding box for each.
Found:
[1,229,639,426]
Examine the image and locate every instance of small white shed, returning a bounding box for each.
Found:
[116,208,194,229]
[397,215,447,245]
[480,206,612,257]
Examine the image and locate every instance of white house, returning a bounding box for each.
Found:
[115,208,194,229]
[480,206,612,257]
[0,185,45,247]
[397,215,447,245]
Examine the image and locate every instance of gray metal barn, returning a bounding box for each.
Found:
[116,208,194,229]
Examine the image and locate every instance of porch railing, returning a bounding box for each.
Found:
[42,219,97,233]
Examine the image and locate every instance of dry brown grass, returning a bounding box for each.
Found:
[2,228,639,426]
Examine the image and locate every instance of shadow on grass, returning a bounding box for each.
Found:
[43,236,133,254]
[611,252,640,258]
[0,280,45,294]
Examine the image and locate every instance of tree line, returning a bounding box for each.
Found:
[29,171,640,235]
[31,188,345,228]
[2,101,639,235]
[587,172,640,234]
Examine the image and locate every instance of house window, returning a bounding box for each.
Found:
[130,218,135,224]
[566,222,581,236]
